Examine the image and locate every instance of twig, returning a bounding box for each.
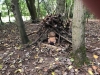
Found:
[31,29,48,45]
[27,31,37,36]
[54,31,72,44]
[21,28,48,50]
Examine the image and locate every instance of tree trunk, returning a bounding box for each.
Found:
[37,0,40,19]
[26,0,37,22]
[5,1,11,23]
[56,0,65,15]
[11,0,29,44]
[72,0,88,67]
[0,12,3,25]
[67,0,73,19]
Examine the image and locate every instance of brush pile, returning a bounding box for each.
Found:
[41,14,70,33]
[31,14,72,50]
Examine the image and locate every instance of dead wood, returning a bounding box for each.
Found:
[54,31,72,44]
[31,29,48,45]
[25,14,72,49]
[41,43,62,51]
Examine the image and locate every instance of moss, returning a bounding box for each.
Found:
[71,46,90,67]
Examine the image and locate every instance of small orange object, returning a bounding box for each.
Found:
[48,32,56,45]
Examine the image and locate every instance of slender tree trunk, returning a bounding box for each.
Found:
[72,0,88,67]
[26,0,37,22]
[67,0,73,19]
[42,0,51,14]
[0,12,3,25]
[56,0,65,15]
[37,0,40,19]
[5,2,11,23]
[11,0,29,44]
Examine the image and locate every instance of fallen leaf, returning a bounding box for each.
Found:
[35,67,39,69]
[93,54,98,59]
[55,58,59,61]
[88,68,94,75]
[10,65,15,68]
[33,31,38,33]
[9,52,14,56]
[0,64,3,70]
[34,54,39,58]
[14,45,22,50]
[75,69,78,72]
[17,45,22,50]
[39,58,43,63]
[49,63,53,68]
[14,69,22,73]
[11,30,15,32]
[36,48,39,51]
[0,57,2,60]
[70,58,74,62]
[4,43,8,46]
[68,65,73,70]
[52,72,55,75]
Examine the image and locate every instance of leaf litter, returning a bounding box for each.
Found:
[0,20,100,75]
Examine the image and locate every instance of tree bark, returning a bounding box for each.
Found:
[11,0,29,44]
[26,0,37,22]
[72,0,88,67]
[37,0,40,19]
[5,1,11,23]
[0,12,3,25]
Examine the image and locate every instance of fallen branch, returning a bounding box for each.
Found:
[31,29,48,45]
[41,43,62,51]
[27,31,37,36]
[54,31,72,44]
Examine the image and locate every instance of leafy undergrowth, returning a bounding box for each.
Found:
[0,20,100,75]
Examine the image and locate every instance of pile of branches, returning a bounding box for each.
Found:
[41,14,70,32]
[29,14,72,45]
[40,14,72,43]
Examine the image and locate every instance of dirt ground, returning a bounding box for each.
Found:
[0,20,100,75]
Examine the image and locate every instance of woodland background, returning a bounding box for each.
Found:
[0,0,100,75]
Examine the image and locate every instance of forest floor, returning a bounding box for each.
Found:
[0,20,100,75]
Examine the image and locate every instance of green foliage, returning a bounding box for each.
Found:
[1,0,30,17]
[0,0,94,21]
[66,0,74,18]
[1,5,7,17]
[43,0,56,14]
[39,3,47,17]
[1,0,11,17]
[35,0,56,18]
[4,0,11,4]
[19,0,30,16]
